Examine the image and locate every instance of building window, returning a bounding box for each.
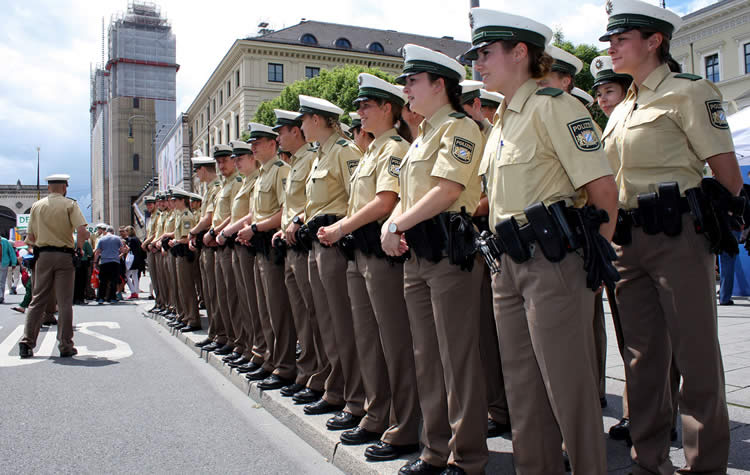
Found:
[368,42,384,53]
[234,115,240,139]
[305,66,320,79]
[335,38,352,49]
[236,70,240,87]
[705,53,719,82]
[212,99,216,113]
[218,129,222,144]
[225,123,230,143]
[219,90,223,106]
[227,80,231,97]
[745,43,750,74]
[268,63,284,82]
[300,34,318,45]
[133,154,140,171]
[133,97,140,109]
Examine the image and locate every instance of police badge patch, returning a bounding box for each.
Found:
[451,137,475,164]
[183,222,191,229]
[388,156,401,177]
[705,100,729,129]
[567,119,602,151]
[347,160,359,175]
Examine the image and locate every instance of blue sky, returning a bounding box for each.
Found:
[0,0,713,218]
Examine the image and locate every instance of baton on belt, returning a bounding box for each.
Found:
[604,284,625,359]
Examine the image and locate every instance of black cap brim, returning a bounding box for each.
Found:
[599,26,632,42]
[460,41,493,62]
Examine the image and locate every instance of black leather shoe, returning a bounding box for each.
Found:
[245,368,271,381]
[365,441,420,461]
[18,342,33,359]
[201,342,221,352]
[180,325,201,333]
[609,417,630,441]
[398,458,445,475]
[213,344,234,356]
[719,300,734,306]
[441,465,466,475]
[296,342,302,359]
[258,374,293,390]
[228,357,250,368]
[600,396,608,408]
[339,426,382,445]
[167,319,182,327]
[326,411,362,430]
[195,337,213,348]
[294,388,323,404]
[280,383,306,397]
[487,418,511,438]
[60,348,78,358]
[222,352,242,363]
[173,322,187,330]
[236,362,261,374]
[303,399,344,415]
[148,306,159,313]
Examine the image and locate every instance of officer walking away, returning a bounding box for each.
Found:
[19,174,89,358]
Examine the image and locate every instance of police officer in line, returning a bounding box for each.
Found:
[188,192,204,308]
[600,0,737,471]
[145,193,167,313]
[316,73,421,460]
[272,108,331,404]
[571,87,595,108]
[188,155,224,349]
[468,7,619,472]
[19,174,89,358]
[238,123,295,390]
[538,44,582,94]
[348,112,374,153]
[459,78,512,441]
[381,44,487,475]
[155,189,180,320]
[140,195,158,302]
[216,141,265,372]
[166,188,201,332]
[295,95,366,424]
[202,144,244,356]
[477,89,503,123]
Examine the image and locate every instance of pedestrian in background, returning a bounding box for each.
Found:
[94,226,125,304]
[0,235,18,303]
[7,245,21,295]
[73,236,93,305]
[125,225,145,299]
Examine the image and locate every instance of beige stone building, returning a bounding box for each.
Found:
[672,0,750,113]
[186,20,470,155]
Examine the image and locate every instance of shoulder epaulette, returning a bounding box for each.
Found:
[448,112,467,119]
[274,160,284,167]
[674,73,701,81]
[536,87,564,97]
[336,139,349,147]
[390,135,403,142]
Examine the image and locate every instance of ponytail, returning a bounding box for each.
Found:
[427,73,464,114]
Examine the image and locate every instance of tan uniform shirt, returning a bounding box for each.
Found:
[281,145,316,230]
[153,210,165,240]
[27,193,87,248]
[347,129,408,217]
[602,63,734,209]
[174,209,195,240]
[201,177,222,218]
[484,80,612,227]
[146,211,158,240]
[163,209,176,234]
[400,104,483,214]
[254,159,290,222]
[211,171,243,228]
[305,133,362,220]
[231,169,260,222]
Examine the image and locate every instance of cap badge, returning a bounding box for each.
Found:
[605,0,613,15]
[468,12,474,29]
[595,59,603,69]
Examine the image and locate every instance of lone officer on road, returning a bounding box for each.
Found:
[19,174,89,358]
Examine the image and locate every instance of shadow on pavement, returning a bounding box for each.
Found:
[51,356,120,367]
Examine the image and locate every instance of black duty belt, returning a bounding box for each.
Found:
[36,246,74,254]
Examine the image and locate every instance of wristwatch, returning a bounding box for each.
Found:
[292,216,303,226]
[209,228,216,237]
[388,221,402,235]
[251,223,259,233]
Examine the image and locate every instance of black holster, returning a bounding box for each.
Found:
[295,225,314,252]
[494,217,531,264]
[195,231,206,250]
[338,234,356,261]
[404,213,450,264]
[524,202,567,262]
[698,177,746,256]
[612,209,633,246]
[447,207,477,271]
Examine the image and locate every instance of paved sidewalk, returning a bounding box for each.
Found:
[133,277,750,474]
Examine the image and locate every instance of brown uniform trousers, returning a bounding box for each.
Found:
[215,245,243,353]
[225,249,251,359]
[154,253,166,309]
[478,265,510,425]
[308,241,365,414]
[147,251,159,305]
[348,250,420,445]
[404,256,487,474]
[192,249,202,306]
[201,247,226,345]
[234,245,270,368]
[255,247,297,380]
[594,292,607,399]
[176,253,200,327]
[231,247,263,364]
[493,251,606,474]
[614,215,729,475]
[161,251,174,309]
[285,248,329,390]
[167,253,181,317]
[21,252,76,353]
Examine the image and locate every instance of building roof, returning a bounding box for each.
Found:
[249,20,471,60]
[682,0,739,21]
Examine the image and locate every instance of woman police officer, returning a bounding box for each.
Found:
[600,0,738,472]
[381,44,487,475]
[468,8,619,473]
[317,73,420,461]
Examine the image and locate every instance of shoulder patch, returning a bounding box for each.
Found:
[274,160,284,167]
[346,160,359,175]
[336,139,349,147]
[235,176,242,182]
[183,221,191,229]
[567,118,602,152]
[448,112,467,119]
[536,87,564,97]
[705,100,729,129]
[451,137,475,164]
[390,135,403,142]
[675,73,701,81]
[388,156,402,177]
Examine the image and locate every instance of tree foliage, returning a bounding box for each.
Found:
[253,65,394,126]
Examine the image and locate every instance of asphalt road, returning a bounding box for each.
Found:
[0,293,342,475]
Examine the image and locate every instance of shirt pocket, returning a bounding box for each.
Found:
[624,109,683,168]
[308,169,330,204]
[257,178,275,212]
[495,141,537,212]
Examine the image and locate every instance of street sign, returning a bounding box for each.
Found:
[16,214,30,231]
